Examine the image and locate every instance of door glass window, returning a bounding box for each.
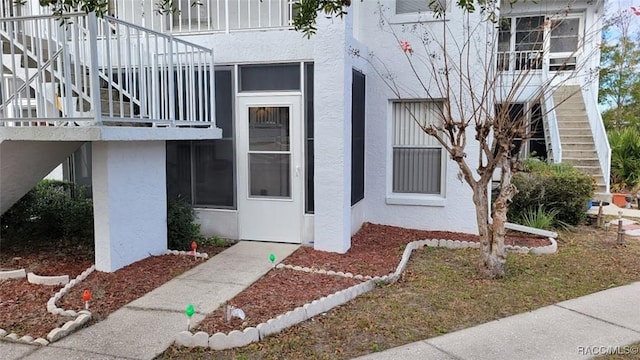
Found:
[248,106,291,198]
[249,107,290,151]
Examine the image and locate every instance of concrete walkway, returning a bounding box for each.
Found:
[1,241,298,360]
[588,203,640,219]
[354,282,640,360]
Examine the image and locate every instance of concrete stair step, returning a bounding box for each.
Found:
[572,165,603,176]
[562,158,601,167]
[563,149,598,158]
[558,121,591,128]
[560,135,595,142]
[559,128,593,136]
[561,143,597,151]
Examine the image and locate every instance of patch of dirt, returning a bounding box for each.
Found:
[284,223,550,276]
[0,242,227,339]
[196,269,361,334]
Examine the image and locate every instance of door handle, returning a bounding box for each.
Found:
[295,165,301,177]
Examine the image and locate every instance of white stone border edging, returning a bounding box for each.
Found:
[47,265,95,317]
[165,249,209,259]
[27,273,69,286]
[277,237,557,279]
[173,236,557,350]
[0,269,26,280]
[0,265,96,346]
[0,309,94,346]
[0,249,213,347]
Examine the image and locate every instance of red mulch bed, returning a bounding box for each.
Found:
[1,223,549,340]
[196,269,361,334]
[283,222,550,276]
[195,223,549,335]
[0,241,227,339]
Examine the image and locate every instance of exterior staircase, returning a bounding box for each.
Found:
[552,86,607,194]
[0,6,219,216]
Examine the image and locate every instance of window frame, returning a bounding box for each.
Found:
[391,0,450,24]
[386,99,447,207]
[548,15,582,71]
[498,13,584,72]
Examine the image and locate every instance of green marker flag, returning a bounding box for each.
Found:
[186,304,195,317]
[186,304,195,331]
[269,253,276,268]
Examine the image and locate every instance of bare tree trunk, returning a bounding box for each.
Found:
[474,157,517,279]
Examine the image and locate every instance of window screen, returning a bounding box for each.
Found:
[396,0,431,13]
[351,70,365,205]
[239,63,300,91]
[392,101,442,194]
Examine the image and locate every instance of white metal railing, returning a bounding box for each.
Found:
[497,50,544,72]
[0,15,91,125]
[0,9,216,127]
[82,14,217,126]
[113,0,297,33]
[541,90,562,163]
[582,88,611,193]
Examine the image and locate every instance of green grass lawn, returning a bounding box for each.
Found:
[158,225,640,360]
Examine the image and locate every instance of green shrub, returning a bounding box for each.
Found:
[516,206,571,231]
[0,180,93,241]
[608,128,640,191]
[510,161,594,226]
[167,197,201,250]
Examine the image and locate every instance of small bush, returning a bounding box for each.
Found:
[0,180,93,241]
[609,128,640,191]
[167,197,201,250]
[510,161,594,226]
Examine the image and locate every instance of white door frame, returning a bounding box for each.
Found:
[236,94,303,243]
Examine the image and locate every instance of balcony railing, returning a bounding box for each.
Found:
[497,50,543,72]
[113,0,298,34]
[0,10,216,127]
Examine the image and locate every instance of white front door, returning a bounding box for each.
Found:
[237,95,303,243]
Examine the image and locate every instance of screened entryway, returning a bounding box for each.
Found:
[497,15,582,71]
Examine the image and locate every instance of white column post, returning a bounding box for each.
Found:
[92,141,168,272]
[312,15,353,253]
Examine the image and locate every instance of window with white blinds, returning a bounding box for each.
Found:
[396,0,431,14]
[392,101,443,194]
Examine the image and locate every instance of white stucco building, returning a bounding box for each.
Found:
[0,0,608,271]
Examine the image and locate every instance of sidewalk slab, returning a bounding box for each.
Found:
[177,242,299,283]
[0,341,38,360]
[49,308,205,360]
[353,341,456,359]
[425,305,640,360]
[125,279,246,314]
[21,346,131,360]
[557,282,640,332]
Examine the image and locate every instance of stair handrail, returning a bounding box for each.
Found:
[0,15,93,106]
[542,91,562,163]
[0,12,141,113]
[581,87,611,193]
[0,48,63,114]
[102,14,215,53]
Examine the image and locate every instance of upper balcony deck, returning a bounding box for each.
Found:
[111,0,297,35]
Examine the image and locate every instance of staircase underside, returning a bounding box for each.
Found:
[0,140,83,214]
[0,125,221,215]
